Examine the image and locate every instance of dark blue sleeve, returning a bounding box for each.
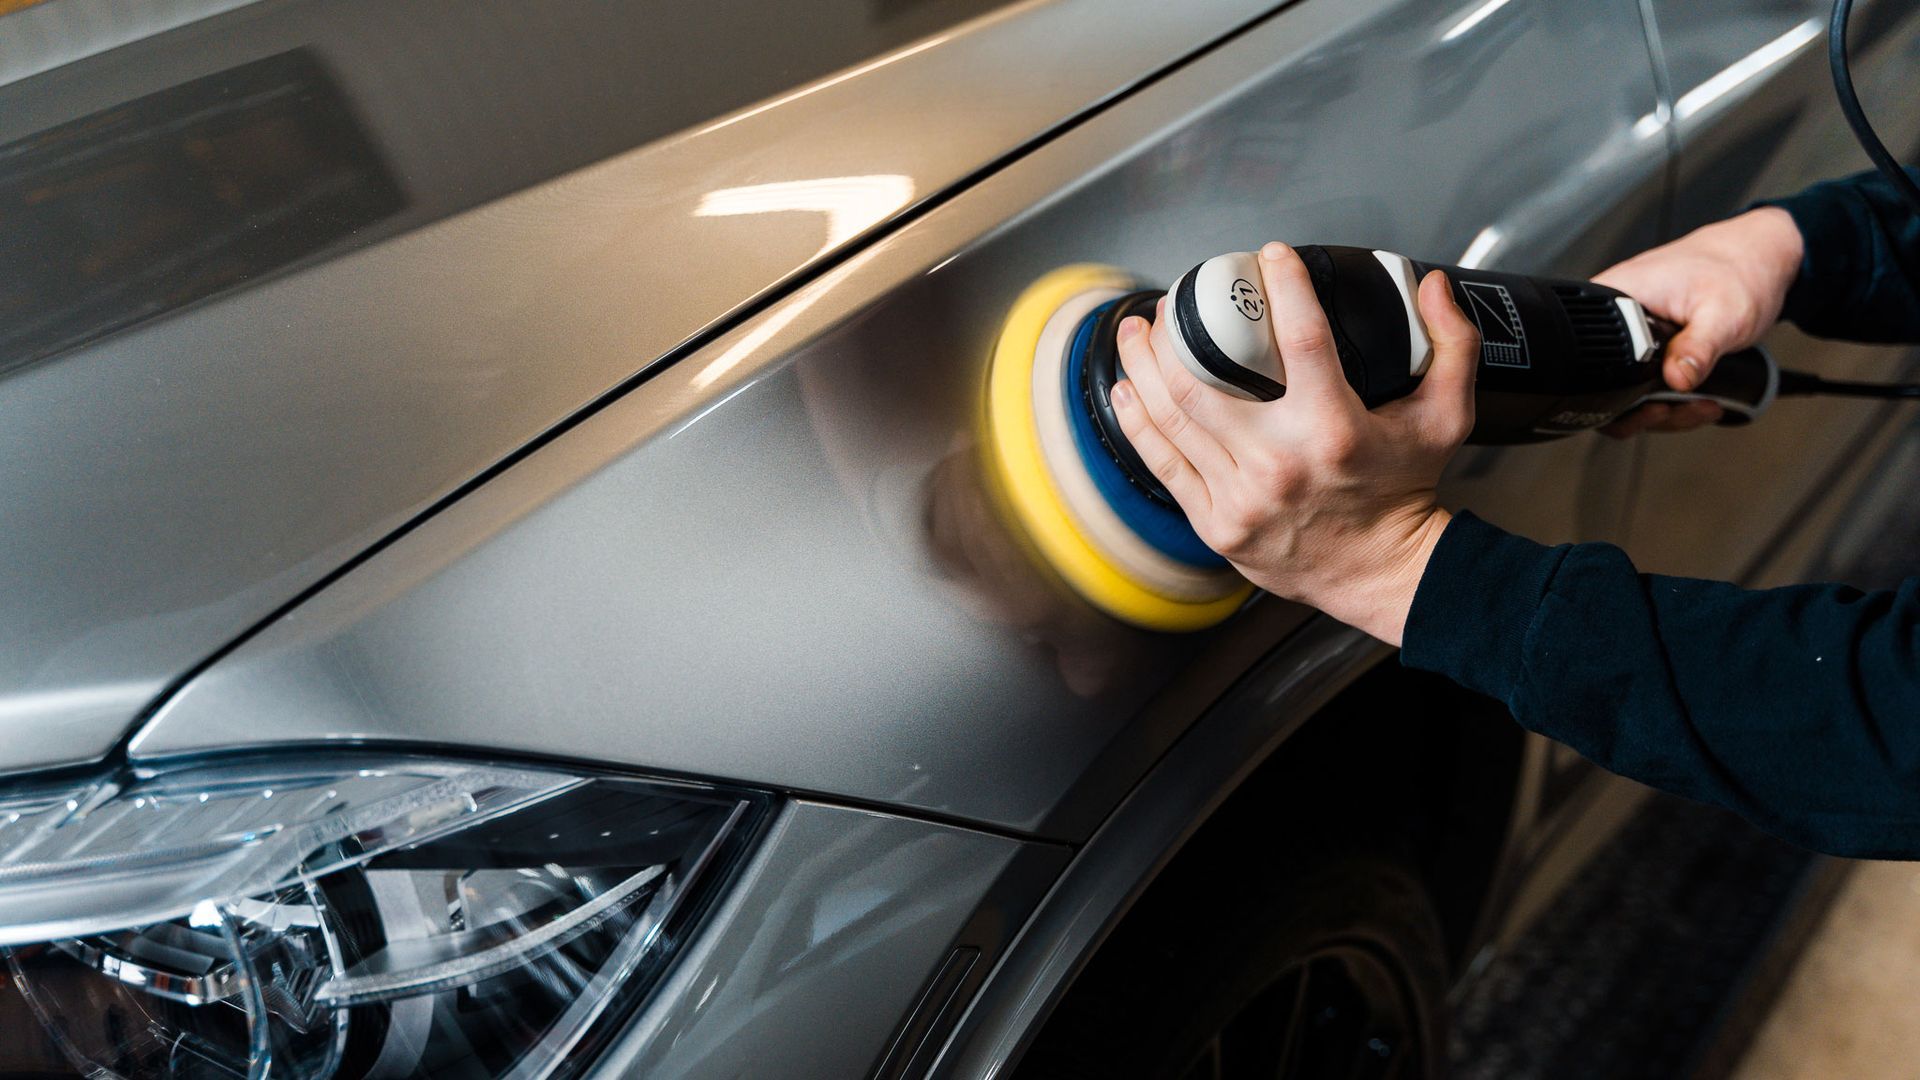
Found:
[1760,167,1920,343]
[1401,512,1920,859]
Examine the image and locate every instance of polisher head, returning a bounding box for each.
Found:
[983,266,1250,632]
[1165,250,1286,401]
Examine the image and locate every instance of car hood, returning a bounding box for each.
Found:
[0,0,1277,772]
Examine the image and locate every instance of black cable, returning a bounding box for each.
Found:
[1830,0,1920,217]
[1778,367,1920,399]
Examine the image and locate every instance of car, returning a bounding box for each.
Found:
[3,0,1916,1077]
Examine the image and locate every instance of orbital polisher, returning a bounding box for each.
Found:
[984,246,1920,633]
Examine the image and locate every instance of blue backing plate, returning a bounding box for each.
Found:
[1062,304,1227,570]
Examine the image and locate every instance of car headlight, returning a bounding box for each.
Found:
[0,753,767,1079]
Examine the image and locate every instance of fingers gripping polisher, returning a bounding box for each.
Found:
[985,247,1819,632]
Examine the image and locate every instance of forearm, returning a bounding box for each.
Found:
[1763,166,1920,343]
[1401,513,1920,859]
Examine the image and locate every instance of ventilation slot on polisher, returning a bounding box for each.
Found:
[1555,285,1633,365]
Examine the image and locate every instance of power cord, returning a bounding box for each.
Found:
[1752,1,1920,406]
[1779,368,1920,399]
[1830,0,1920,217]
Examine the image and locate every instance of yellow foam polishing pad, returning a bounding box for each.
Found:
[983,265,1251,632]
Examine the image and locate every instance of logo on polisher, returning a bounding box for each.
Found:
[1230,279,1264,321]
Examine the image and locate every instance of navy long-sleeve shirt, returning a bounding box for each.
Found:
[1772,167,1920,341]
[1402,168,1920,858]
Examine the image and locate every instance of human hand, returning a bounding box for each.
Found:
[1593,206,1804,436]
[1107,242,1481,646]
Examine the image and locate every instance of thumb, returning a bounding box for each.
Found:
[1661,332,1719,392]
[1661,298,1742,392]
[1409,270,1479,422]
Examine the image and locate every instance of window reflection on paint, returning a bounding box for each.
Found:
[1439,0,1515,43]
[1673,18,1823,122]
[685,175,915,390]
[0,49,404,378]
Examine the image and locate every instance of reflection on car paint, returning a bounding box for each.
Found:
[0,50,403,377]
[695,175,918,258]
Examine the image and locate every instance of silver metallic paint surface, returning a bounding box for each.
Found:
[587,799,1034,1080]
[0,0,260,86]
[0,0,1278,770]
[135,0,1669,836]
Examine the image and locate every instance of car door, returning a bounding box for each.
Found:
[1629,0,1920,582]
[1413,0,1667,556]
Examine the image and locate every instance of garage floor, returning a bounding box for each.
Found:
[1732,860,1920,1079]
[1443,780,1920,1076]
[1450,793,1822,1079]
[1450,788,1920,1080]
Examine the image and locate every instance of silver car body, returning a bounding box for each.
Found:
[6,0,1918,1074]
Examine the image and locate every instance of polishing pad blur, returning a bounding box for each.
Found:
[983,265,1250,631]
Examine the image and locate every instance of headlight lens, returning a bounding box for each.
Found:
[0,754,765,1080]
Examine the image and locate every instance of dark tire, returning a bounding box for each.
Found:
[1016,851,1449,1080]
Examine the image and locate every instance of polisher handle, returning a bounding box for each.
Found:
[1168,247,1656,412]
[1295,246,1439,407]
[1638,346,1778,425]
[1164,246,1754,441]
